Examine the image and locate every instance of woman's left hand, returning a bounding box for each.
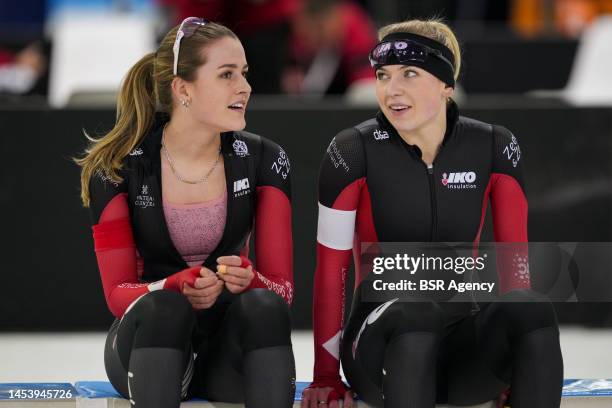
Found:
[216,255,254,294]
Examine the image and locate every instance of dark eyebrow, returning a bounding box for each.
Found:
[217,64,249,70]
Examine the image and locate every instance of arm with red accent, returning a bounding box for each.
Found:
[247,185,294,303]
[89,171,203,318]
[490,126,531,293]
[243,137,294,304]
[306,128,366,403]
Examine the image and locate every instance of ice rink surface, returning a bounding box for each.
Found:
[1,327,611,383]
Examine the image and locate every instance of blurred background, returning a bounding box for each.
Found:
[2,0,612,383]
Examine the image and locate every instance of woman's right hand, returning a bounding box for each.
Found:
[301,380,354,408]
[182,267,224,309]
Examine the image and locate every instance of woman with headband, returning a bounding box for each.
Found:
[304,18,563,408]
[77,18,295,408]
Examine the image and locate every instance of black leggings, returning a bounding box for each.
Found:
[341,289,563,407]
[104,289,295,408]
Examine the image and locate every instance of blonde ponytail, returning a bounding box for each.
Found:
[76,52,156,207]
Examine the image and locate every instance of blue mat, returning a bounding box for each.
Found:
[563,379,612,396]
[74,381,121,399]
[73,380,612,399]
[74,381,311,401]
[2,380,612,401]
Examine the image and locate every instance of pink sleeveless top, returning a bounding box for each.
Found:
[162,191,227,267]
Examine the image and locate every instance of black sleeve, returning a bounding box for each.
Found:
[256,136,292,199]
[88,167,129,224]
[318,127,366,208]
[491,125,525,190]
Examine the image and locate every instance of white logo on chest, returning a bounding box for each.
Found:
[233,178,251,197]
[441,171,477,190]
[135,184,155,208]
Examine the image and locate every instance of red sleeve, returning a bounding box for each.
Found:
[313,179,363,385]
[312,128,366,386]
[313,245,350,385]
[490,126,531,294]
[490,173,531,293]
[93,193,150,317]
[249,185,294,304]
[93,193,201,317]
[491,174,528,243]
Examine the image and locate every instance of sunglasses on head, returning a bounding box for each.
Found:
[369,40,454,71]
[173,17,209,76]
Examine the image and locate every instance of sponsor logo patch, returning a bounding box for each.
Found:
[327,138,350,173]
[503,135,521,168]
[271,148,290,180]
[232,140,249,157]
[95,169,119,187]
[233,178,251,197]
[135,184,155,208]
[441,171,477,189]
[373,129,389,140]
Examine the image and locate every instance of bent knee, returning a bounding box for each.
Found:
[495,289,558,335]
[129,290,194,332]
[237,289,290,322]
[234,289,291,350]
[378,300,445,337]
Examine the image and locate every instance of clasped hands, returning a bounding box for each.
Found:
[183,255,254,310]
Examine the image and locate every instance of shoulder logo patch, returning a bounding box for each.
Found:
[373,129,389,140]
[233,178,251,197]
[327,139,350,173]
[271,148,290,180]
[502,135,521,168]
[232,140,249,157]
[95,169,119,187]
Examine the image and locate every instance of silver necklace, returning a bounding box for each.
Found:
[161,125,222,185]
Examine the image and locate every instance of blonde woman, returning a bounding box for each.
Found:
[304,19,563,408]
[77,18,295,408]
